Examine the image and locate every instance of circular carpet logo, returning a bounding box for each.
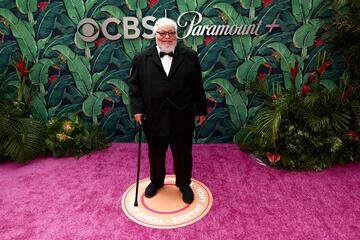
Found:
[121,175,212,229]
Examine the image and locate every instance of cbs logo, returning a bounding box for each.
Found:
[77,16,157,42]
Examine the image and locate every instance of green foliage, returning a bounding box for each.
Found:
[0,0,348,144]
[237,53,360,170]
[329,0,360,81]
[0,89,46,163]
[45,115,109,158]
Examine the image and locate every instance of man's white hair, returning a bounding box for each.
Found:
[153,17,177,33]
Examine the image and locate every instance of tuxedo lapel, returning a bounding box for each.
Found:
[149,46,164,72]
[167,46,185,80]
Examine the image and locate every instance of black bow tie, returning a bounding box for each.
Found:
[159,51,174,58]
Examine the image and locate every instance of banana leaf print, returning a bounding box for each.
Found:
[212,2,252,61]
[209,78,247,129]
[292,0,323,24]
[0,41,18,74]
[15,0,37,24]
[240,0,261,20]
[51,45,92,96]
[63,0,85,25]
[236,56,267,84]
[293,19,322,57]
[0,8,37,62]
[267,42,297,89]
[82,91,109,123]
[35,2,65,51]
[29,58,54,93]
[30,91,48,122]
[106,78,132,119]
[0,0,345,143]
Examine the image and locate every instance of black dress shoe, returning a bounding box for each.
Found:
[145,182,161,198]
[180,186,194,204]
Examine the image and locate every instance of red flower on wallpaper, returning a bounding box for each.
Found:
[48,75,59,85]
[262,0,273,8]
[307,73,315,84]
[95,37,106,47]
[316,59,332,78]
[267,152,280,164]
[15,58,30,77]
[38,2,48,12]
[314,37,325,47]
[290,61,299,86]
[300,85,310,97]
[148,0,159,8]
[204,36,215,46]
[102,107,113,116]
[256,73,267,81]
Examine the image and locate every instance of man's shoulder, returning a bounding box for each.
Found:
[134,45,156,59]
[176,44,198,58]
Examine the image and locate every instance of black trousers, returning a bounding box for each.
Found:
[145,134,193,189]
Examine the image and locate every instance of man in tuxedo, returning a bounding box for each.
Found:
[129,17,207,204]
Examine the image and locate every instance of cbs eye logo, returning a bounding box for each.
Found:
[77,18,100,42]
[77,17,157,42]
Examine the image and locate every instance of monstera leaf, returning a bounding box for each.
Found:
[209,78,247,129]
[293,19,323,57]
[51,45,92,96]
[63,0,85,25]
[0,8,37,62]
[236,56,267,84]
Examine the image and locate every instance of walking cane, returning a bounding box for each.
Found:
[134,115,145,207]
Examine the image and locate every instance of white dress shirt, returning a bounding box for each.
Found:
[156,45,173,76]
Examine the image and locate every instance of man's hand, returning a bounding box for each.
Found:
[196,115,207,125]
[134,113,144,125]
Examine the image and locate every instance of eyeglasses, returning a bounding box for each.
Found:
[156,31,176,37]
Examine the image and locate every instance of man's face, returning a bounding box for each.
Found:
[155,24,177,53]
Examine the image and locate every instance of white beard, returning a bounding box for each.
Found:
[156,40,177,53]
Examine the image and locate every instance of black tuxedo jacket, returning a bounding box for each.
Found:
[129,44,207,136]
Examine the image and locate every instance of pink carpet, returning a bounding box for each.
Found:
[0,143,359,239]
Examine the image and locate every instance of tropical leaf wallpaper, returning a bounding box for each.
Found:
[0,0,344,143]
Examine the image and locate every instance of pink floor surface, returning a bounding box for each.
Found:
[0,143,359,240]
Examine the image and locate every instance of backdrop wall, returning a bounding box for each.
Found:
[0,0,344,142]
